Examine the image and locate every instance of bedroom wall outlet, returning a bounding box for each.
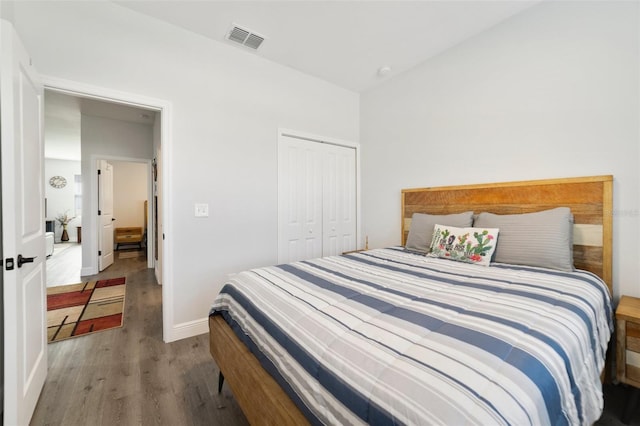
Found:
[194,203,209,217]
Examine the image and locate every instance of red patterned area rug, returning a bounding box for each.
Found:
[47,277,126,343]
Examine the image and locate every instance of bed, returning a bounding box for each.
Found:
[209,175,613,425]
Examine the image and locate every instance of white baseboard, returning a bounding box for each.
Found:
[164,317,209,342]
[81,266,97,276]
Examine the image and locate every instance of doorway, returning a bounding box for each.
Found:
[44,91,83,287]
[42,80,172,341]
[44,91,156,284]
[98,159,153,271]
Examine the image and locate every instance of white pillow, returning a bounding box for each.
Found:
[428,224,499,267]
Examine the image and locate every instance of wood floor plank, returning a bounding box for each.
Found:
[31,253,249,426]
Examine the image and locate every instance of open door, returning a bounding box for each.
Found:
[1,20,48,425]
[97,159,114,271]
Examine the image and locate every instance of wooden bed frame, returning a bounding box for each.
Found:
[209,174,613,424]
[402,175,613,295]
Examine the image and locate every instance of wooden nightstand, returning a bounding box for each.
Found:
[617,296,640,387]
[616,295,640,423]
[114,227,144,250]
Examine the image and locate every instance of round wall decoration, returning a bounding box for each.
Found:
[49,175,67,189]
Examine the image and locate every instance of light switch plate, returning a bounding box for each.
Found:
[194,203,209,217]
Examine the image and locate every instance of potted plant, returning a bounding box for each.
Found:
[55,211,74,242]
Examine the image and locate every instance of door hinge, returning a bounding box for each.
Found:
[98,210,101,215]
[162,233,165,240]
[98,169,101,175]
[98,250,102,256]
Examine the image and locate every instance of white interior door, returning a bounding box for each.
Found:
[323,144,356,256]
[98,159,114,271]
[278,132,357,263]
[1,20,47,425]
[278,136,323,263]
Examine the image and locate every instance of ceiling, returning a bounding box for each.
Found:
[46,1,540,160]
[45,91,156,161]
[114,1,540,93]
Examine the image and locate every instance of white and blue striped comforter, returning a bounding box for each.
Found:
[210,247,612,426]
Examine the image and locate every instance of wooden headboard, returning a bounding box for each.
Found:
[401,175,613,295]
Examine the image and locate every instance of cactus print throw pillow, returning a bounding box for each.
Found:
[428,224,499,266]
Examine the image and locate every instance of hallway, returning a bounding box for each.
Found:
[32,254,249,425]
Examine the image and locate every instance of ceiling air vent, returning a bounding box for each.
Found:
[227,24,265,50]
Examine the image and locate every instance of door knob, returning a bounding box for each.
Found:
[17,254,36,268]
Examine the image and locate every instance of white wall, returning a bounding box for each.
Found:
[361,1,639,300]
[112,161,148,230]
[44,158,81,242]
[11,1,359,337]
[81,114,153,273]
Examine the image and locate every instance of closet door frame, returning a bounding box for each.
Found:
[277,128,361,264]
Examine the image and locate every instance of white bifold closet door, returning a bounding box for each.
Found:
[278,134,356,264]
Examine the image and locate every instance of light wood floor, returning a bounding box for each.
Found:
[32,252,249,426]
[46,243,82,288]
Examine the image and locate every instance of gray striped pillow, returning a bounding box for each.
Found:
[473,207,574,271]
[405,211,474,253]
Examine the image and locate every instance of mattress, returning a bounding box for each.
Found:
[210,247,612,426]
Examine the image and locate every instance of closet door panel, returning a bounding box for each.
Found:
[278,136,323,263]
[323,144,356,257]
[302,146,323,260]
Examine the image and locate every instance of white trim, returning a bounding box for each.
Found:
[42,76,166,111]
[41,76,177,342]
[81,266,96,276]
[169,318,210,342]
[277,128,362,256]
[279,127,360,150]
[91,155,153,269]
[355,142,362,250]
